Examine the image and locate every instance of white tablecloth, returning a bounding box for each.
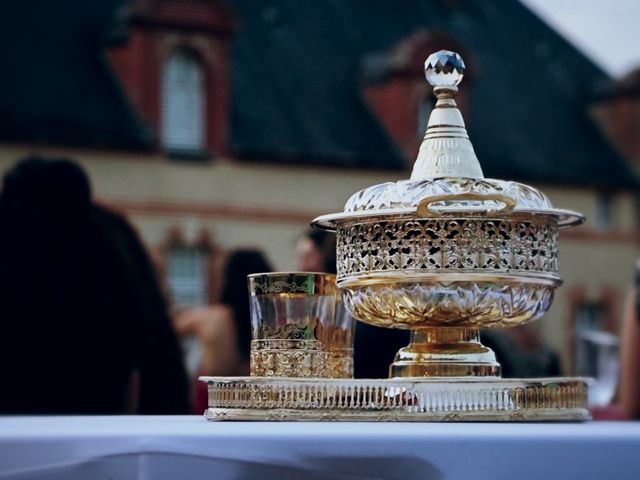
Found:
[0,416,639,479]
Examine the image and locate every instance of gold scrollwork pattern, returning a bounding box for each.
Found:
[258,323,314,340]
[336,218,558,280]
[324,349,354,379]
[343,282,554,328]
[250,340,353,378]
[250,339,328,377]
[252,279,313,294]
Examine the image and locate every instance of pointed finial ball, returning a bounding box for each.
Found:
[424,50,465,87]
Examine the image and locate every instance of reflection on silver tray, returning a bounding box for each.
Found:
[200,376,590,422]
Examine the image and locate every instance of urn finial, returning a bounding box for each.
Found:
[411,50,483,180]
[424,50,465,90]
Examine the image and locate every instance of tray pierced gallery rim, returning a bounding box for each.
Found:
[200,376,591,422]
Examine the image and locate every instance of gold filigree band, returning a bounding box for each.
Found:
[250,340,353,378]
[248,272,336,296]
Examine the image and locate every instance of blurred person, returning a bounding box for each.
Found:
[174,249,273,412]
[482,326,561,378]
[295,229,409,378]
[296,229,336,272]
[0,156,190,414]
[621,263,640,419]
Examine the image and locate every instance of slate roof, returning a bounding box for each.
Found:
[227,0,638,187]
[0,0,635,188]
[0,0,151,150]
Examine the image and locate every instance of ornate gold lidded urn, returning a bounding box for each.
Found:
[312,50,584,379]
[202,50,591,422]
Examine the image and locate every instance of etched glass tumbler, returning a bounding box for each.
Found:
[248,272,353,378]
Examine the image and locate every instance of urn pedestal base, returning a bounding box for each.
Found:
[389,328,501,378]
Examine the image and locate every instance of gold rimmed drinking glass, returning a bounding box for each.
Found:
[248,272,353,378]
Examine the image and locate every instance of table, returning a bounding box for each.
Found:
[0,416,639,479]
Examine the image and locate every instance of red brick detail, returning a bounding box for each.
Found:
[362,79,428,163]
[132,0,235,36]
[98,198,317,225]
[109,29,161,133]
[592,68,640,170]
[362,81,472,165]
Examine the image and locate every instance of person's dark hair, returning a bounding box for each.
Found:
[0,156,189,414]
[220,249,273,359]
[635,262,640,323]
[302,229,337,274]
[1,156,92,220]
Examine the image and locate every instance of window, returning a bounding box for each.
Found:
[161,51,205,153]
[166,246,209,308]
[166,245,210,378]
[574,302,604,376]
[595,193,615,231]
[574,301,619,405]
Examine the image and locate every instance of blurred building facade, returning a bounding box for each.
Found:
[0,0,638,373]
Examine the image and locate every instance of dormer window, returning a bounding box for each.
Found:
[161,50,205,155]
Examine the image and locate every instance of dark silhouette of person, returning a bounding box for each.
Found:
[0,156,190,414]
[481,327,561,378]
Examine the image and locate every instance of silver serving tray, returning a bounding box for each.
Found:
[201,376,591,422]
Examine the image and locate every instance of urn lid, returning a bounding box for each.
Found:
[313,50,584,230]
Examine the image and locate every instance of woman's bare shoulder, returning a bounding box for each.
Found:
[205,304,236,339]
[207,304,234,323]
[173,304,235,342]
